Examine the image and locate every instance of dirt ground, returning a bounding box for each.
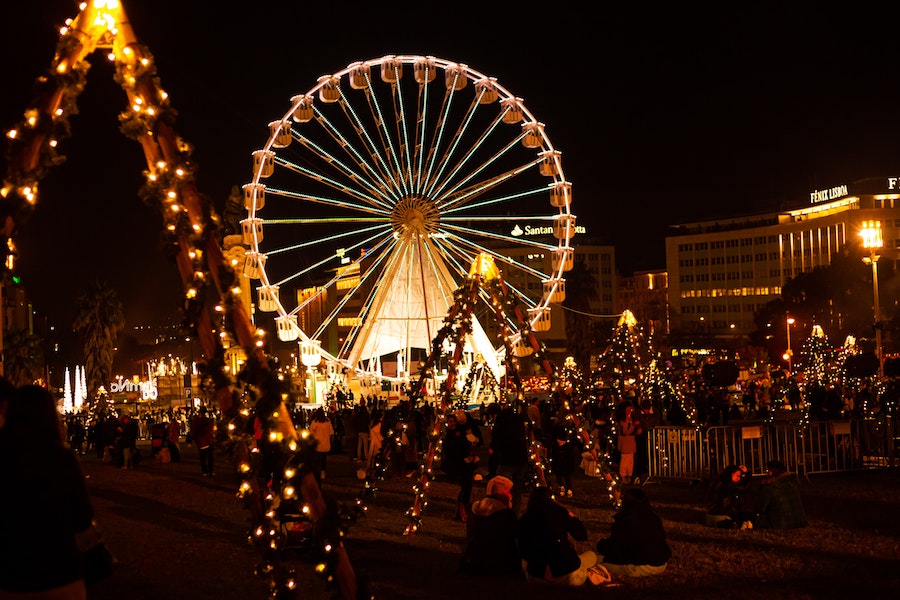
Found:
[81,437,900,600]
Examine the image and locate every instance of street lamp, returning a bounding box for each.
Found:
[300,339,322,405]
[783,316,795,375]
[861,220,884,379]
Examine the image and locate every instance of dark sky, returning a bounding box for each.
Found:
[4,1,900,346]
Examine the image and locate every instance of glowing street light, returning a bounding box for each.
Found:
[861,220,884,379]
[783,316,795,375]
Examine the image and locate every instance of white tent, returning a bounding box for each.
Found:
[345,234,504,382]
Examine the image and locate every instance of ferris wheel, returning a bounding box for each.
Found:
[240,55,575,385]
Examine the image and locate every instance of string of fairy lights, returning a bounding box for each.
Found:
[5,6,896,600]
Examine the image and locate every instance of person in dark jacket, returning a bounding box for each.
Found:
[754,460,807,529]
[550,426,577,498]
[458,476,521,577]
[517,486,598,586]
[190,406,216,476]
[489,402,530,515]
[595,487,671,577]
[0,384,98,597]
[441,410,478,521]
[706,463,754,528]
[115,413,139,469]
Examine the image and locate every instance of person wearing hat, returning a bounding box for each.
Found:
[458,475,521,577]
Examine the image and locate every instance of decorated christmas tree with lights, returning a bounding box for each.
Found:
[592,309,648,406]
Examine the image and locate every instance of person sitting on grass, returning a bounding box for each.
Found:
[706,464,754,529]
[517,486,600,586]
[595,487,671,577]
[754,460,807,529]
[458,475,521,577]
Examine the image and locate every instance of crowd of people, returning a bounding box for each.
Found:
[0,373,822,594]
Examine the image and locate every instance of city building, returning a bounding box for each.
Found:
[616,269,669,337]
[665,176,900,337]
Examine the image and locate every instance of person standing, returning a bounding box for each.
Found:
[116,413,139,470]
[489,401,530,515]
[550,426,576,498]
[366,410,384,473]
[166,415,182,462]
[616,402,640,485]
[309,407,335,481]
[0,384,99,598]
[191,406,216,477]
[341,407,358,461]
[353,402,371,464]
[441,411,477,522]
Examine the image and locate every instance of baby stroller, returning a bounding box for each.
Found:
[276,496,314,555]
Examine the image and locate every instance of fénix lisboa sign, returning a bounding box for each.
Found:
[809,184,848,204]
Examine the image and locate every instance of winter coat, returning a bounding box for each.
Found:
[754,472,807,529]
[190,413,215,449]
[459,496,521,577]
[490,407,529,466]
[310,417,334,454]
[596,494,671,567]
[441,426,474,481]
[518,489,587,579]
[550,438,576,477]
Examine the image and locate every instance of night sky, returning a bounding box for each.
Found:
[3,1,900,353]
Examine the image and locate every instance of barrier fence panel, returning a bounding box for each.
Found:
[647,426,705,482]
[646,417,896,483]
[704,424,800,480]
[854,416,895,469]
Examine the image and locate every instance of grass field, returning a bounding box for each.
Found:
[82,439,900,600]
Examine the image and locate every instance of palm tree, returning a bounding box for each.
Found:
[1,328,45,387]
[72,279,125,403]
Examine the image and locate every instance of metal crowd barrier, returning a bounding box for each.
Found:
[646,415,897,482]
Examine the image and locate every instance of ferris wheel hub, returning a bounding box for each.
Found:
[391,196,440,236]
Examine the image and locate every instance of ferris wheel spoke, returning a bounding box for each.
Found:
[266,183,390,216]
[336,80,408,199]
[336,237,415,359]
[312,104,401,202]
[411,72,435,194]
[299,235,398,334]
[421,93,485,200]
[430,238,532,329]
[311,240,398,344]
[435,230,550,287]
[426,108,511,202]
[264,225,392,288]
[419,85,465,197]
[367,70,411,197]
[441,176,547,214]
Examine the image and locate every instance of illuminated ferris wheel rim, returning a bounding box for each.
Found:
[242,54,575,380]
